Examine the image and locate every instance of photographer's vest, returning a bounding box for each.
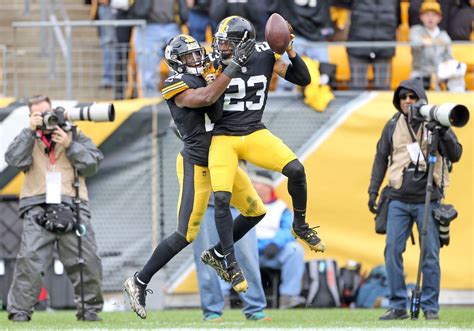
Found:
[20,133,88,201]
[388,115,449,190]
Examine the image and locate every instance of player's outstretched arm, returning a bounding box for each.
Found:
[273,26,310,86]
[174,73,231,108]
[175,39,256,109]
[274,51,311,86]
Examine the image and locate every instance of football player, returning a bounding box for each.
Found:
[123,34,264,319]
[201,16,326,289]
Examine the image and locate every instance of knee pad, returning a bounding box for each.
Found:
[214,191,232,217]
[167,231,189,251]
[283,159,306,182]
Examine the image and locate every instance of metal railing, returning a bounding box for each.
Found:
[12,20,146,99]
[2,36,472,100]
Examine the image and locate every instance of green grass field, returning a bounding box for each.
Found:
[1,308,474,330]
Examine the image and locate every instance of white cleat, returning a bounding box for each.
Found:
[123,277,151,319]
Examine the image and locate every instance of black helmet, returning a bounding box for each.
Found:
[164,34,206,75]
[213,16,256,64]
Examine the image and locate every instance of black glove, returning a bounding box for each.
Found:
[368,193,378,214]
[232,39,256,67]
[223,39,256,78]
[263,243,280,259]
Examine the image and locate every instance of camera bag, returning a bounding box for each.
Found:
[36,204,76,233]
[374,186,390,234]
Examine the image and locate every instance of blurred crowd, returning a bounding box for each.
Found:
[87,0,474,98]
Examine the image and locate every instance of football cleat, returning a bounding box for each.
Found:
[227,262,248,293]
[292,223,326,253]
[200,248,231,282]
[123,275,153,319]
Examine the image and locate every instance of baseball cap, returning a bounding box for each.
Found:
[420,1,442,15]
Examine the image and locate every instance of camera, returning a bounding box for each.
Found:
[39,103,115,131]
[433,204,458,247]
[410,100,469,127]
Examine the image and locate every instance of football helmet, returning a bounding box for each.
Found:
[213,16,256,65]
[164,34,206,76]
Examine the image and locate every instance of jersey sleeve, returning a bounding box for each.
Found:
[161,75,190,100]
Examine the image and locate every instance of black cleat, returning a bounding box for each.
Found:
[227,262,248,293]
[424,311,439,320]
[123,275,153,319]
[379,308,409,320]
[201,249,231,282]
[292,223,326,252]
[8,313,30,322]
[77,312,102,321]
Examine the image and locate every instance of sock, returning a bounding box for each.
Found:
[213,248,224,258]
[134,276,147,288]
[137,231,189,284]
[214,191,235,258]
[282,159,307,227]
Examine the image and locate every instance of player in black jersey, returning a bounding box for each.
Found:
[123,34,265,319]
[201,16,326,287]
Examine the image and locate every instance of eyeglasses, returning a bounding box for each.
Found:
[399,93,418,100]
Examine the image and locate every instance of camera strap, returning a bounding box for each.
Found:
[38,131,56,167]
[405,119,427,182]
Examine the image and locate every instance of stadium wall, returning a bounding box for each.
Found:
[1,92,472,294]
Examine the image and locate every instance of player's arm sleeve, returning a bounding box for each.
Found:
[284,53,311,86]
[161,78,191,101]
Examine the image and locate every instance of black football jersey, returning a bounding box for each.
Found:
[212,42,277,136]
[276,0,333,42]
[162,73,220,166]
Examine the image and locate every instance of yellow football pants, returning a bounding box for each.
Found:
[176,153,266,242]
[209,129,297,192]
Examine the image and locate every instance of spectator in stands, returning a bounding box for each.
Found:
[346,0,400,90]
[5,95,104,322]
[252,170,306,309]
[446,0,473,41]
[409,0,450,31]
[192,193,271,322]
[409,1,453,90]
[91,0,117,88]
[274,0,334,92]
[275,0,333,64]
[187,0,215,42]
[113,2,132,99]
[132,0,187,97]
[368,79,462,320]
[209,0,265,41]
[409,0,473,41]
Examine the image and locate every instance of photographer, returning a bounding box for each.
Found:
[368,79,462,321]
[5,95,104,322]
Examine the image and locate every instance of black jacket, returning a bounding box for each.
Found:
[275,0,333,42]
[347,0,400,59]
[368,79,463,202]
[209,0,265,40]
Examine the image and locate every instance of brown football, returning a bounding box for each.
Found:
[265,13,291,55]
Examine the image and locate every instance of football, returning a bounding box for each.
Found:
[265,13,291,55]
